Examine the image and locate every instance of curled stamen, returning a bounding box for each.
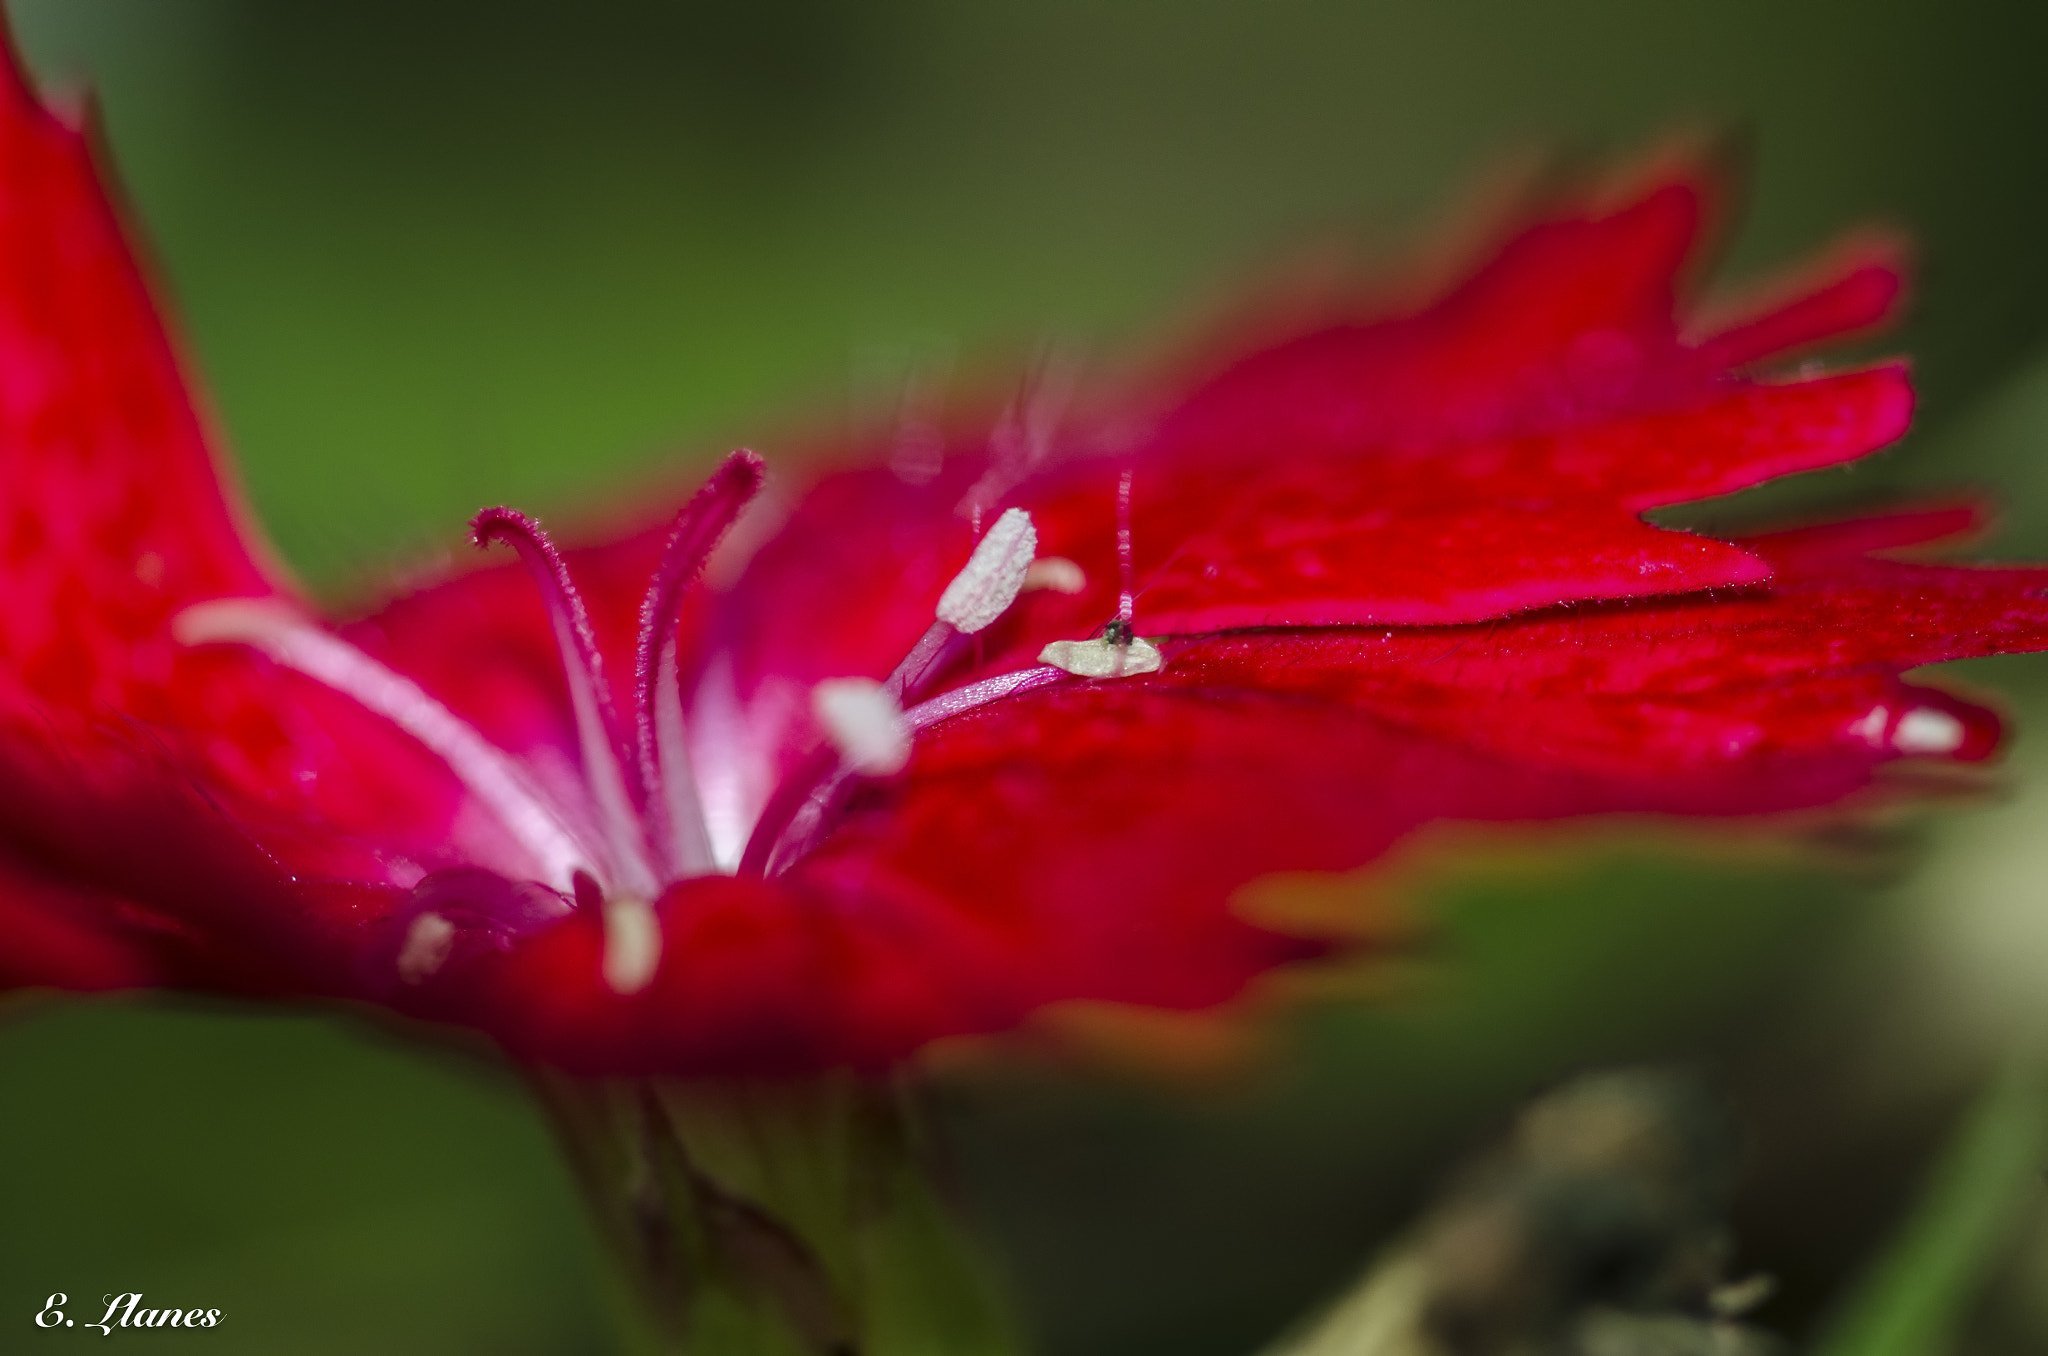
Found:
[175,598,594,891]
[632,451,765,877]
[473,507,657,897]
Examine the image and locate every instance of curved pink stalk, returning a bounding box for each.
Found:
[472,507,656,896]
[631,451,765,876]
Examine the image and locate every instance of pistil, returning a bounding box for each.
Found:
[630,452,764,878]
[474,508,659,898]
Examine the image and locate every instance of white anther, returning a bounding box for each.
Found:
[1893,706,1965,755]
[1038,635,1164,678]
[396,912,456,985]
[936,507,1036,633]
[1023,556,1087,594]
[602,896,662,995]
[813,677,912,775]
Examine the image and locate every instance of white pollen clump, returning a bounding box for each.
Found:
[1846,706,1889,747]
[1893,706,1966,755]
[396,912,456,985]
[1023,556,1086,595]
[1038,635,1163,678]
[813,677,913,775]
[602,896,663,995]
[936,508,1037,633]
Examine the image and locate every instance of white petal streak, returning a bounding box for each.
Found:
[175,598,592,891]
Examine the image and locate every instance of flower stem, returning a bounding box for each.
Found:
[529,1070,1025,1356]
[1810,1053,2048,1356]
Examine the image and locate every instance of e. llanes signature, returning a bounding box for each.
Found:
[36,1294,222,1335]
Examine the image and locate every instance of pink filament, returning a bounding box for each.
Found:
[884,621,957,704]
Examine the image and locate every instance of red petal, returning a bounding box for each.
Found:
[700,179,1910,758]
[414,812,1317,1076]
[1739,501,1989,562]
[0,719,403,995]
[687,524,2036,1069]
[0,847,158,991]
[1004,368,1911,639]
[1691,237,1907,371]
[0,47,465,967]
[1158,178,1713,457]
[0,44,281,727]
[1146,529,2048,787]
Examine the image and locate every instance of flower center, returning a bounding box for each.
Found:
[175,455,1167,991]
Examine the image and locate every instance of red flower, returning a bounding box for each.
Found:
[0,42,2039,1077]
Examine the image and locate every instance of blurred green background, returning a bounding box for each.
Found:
[7,2,2048,1352]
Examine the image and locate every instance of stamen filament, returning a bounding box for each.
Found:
[174,598,595,892]
[903,665,1066,732]
[473,508,657,897]
[737,665,1067,879]
[631,452,764,876]
[736,746,838,879]
[1115,467,1136,627]
[884,621,956,702]
[881,506,1040,706]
